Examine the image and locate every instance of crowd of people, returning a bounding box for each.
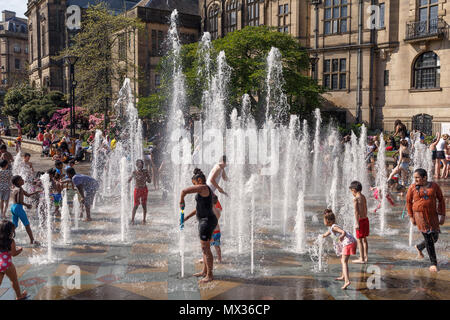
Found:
[0,143,100,299]
[0,117,447,297]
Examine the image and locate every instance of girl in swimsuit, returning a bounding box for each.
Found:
[0,220,27,299]
[180,168,218,283]
[388,139,410,185]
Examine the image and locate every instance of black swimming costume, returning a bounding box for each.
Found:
[195,186,218,241]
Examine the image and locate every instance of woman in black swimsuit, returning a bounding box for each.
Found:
[180,168,218,283]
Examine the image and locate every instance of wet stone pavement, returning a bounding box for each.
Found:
[0,148,449,300]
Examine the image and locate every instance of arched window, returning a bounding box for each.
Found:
[208,4,219,40]
[247,0,259,26]
[413,51,440,89]
[225,0,237,34]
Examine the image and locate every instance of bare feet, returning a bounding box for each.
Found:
[193,271,206,277]
[16,290,28,300]
[415,245,424,259]
[429,265,439,272]
[130,220,135,225]
[31,240,40,246]
[84,218,92,222]
[142,220,146,225]
[352,259,365,264]
[199,276,213,283]
[341,282,351,290]
[335,276,345,281]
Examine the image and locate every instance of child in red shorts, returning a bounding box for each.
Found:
[128,160,151,225]
[349,181,369,264]
[322,209,357,290]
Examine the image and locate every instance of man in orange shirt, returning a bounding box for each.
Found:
[406,168,446,272]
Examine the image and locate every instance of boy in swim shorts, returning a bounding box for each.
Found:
[11,175,41,245]
[128,159,151,225]
[349,181,369,264]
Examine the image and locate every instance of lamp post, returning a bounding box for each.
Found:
[64,55,78,137]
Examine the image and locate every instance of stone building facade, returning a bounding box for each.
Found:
[25,0,141,94]
[0,11,29,103]
[200,0,450,133]
[114,0,200,97]
[25,0,199,99]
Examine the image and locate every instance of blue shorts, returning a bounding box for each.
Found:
[51,193,62,207]
[11,204,30,227]
[210,232,221,247]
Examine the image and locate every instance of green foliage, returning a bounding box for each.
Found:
[159,26,323,123]
[3,83,68,133]
[57,3,144,114]
[18,91,68,128]
[3,84,43,119]
[137,94,166,122]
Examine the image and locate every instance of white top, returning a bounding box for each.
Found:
[328,224,356,247]
[206,164,223,193]
[437,138,447,151]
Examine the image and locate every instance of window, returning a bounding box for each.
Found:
[324,0,348,35]
[118,33,126,61]
[278,4,289,33]
[384,70,389,86]
[30,34,34,60]
[154,74,161,93]
[247,0,259,26]
[419,0,439,33]
[41,25,46,56]
[14,44,21,53]
[379,3,385,28]
[151,30,157,52]
[225,0,238,34]
[413,51,440,89]
[208,4,219,40]
[157,31,164,53]
[25,46,28,54]
[15,59,20,70]
[323,58,346,90]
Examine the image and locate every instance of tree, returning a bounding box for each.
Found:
[18,91,68,130]
[3,83,68,134]
[176,26,324,124]
[58,3,144,128]
[3,83,43,120]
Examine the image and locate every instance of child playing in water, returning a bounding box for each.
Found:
[370,185,395,213]
[322,209,356,290]
[0,220,28,299]
[210,195,222,263]
[23,153,34,173]
[349,181,369,264]
[128,159,151,225]
[48,169,63,217]
[0,160,11,219]
[11,175,41,245]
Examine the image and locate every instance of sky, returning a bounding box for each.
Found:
[0,0,28,19]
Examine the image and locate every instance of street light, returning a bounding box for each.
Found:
[64,55,78,137]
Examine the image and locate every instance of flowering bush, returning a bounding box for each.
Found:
[48,106,108,131]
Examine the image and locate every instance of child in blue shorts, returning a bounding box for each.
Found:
[211,195,222,263]
[11,175,41,245]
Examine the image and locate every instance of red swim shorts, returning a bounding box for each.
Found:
[134,187,148,206]
[342,242,357,256]
[356,217,370,239]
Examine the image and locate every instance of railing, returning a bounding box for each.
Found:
[406,18,447,41]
